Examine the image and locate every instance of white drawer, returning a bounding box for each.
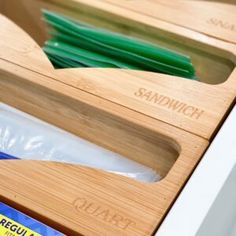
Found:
[157,105,236,236]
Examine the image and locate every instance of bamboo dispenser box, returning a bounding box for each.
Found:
[0,0,235,235]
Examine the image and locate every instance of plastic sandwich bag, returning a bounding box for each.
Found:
[0,103,160,182]
[42,10,197,80]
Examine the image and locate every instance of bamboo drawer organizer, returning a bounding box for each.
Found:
[0,0,235,235]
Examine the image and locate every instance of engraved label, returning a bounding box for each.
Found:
[95,209,110,221]
[74,197,87,209]
[84,203,101,214]
[183,106,195,116]
[142,90,153,100]
[149,92,161,103]
[190,108,205,120]
[178,104,188,113]
[158,96,170,106]
[168,100,185,111]
[122,219,136,230]
[207,18,236,32]
[134,87,146,97]
[134,88,204,120]
[73,198,136,231]
[109,214,124,228]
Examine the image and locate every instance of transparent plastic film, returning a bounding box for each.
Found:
[0,103,160,182]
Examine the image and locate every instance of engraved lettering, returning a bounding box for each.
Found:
[183,106,195,116]
[207,18,236,32]
[134,87,205,120]
[142,91,153,100]
[73,197,136,231]
[134,87,146,97]
[190,108,205,120]
[84,203,101,214]
[123,219,136,230]
[74,197,87,210]
[207,18,218,25]
[168,100,185,111]
[177,104,187,113]
[109,214,124,227]
[158,96,170,106]
[149,92,161,103]
[95,209,110,221]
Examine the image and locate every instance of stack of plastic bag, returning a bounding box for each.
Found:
[0,103,160,182]
[43,10,197,80]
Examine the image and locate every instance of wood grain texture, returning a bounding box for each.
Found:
[0,12,210,236]
[1,0,235,84]
[0,43,208,236]
[56,0,236,84]
[0,12,235,140]
[0,1,234,235]
[102,0,236,45]
[0,0,48,45]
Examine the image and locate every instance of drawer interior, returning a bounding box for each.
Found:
[0,0,235,84]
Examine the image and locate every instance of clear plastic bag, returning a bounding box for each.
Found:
[0,103,160,182]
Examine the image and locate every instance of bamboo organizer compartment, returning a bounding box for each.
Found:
[0,14,208,236]
[0,0,235,235]
[1,0,236,140]
[99,0,236,46]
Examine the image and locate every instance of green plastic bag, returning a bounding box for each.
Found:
[43,10,197,80]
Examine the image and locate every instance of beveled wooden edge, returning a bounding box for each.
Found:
[48,0,236,57]
[0,57,209,235]
[100,0,236,45]
[0,131,207,235]
[0,14,53,71]
[0,13,235,141]
[0,11,211,235]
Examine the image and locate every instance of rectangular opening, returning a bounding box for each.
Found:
[0,72,180,182]
[0,0,235,84]
[0,102,171,182]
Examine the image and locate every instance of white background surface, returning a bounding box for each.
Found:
[156,105,236,236]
